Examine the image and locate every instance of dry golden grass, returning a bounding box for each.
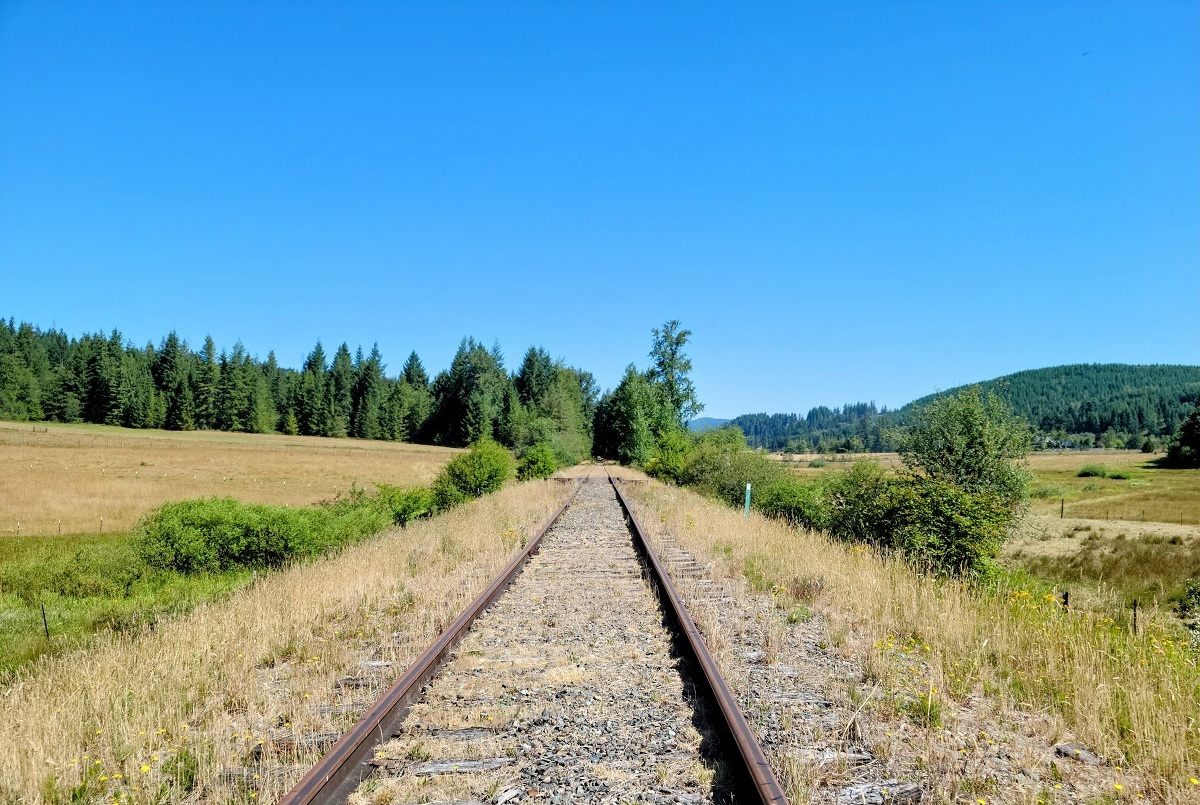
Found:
[622,476,1200,803]
[1023,450,1200,526]
[0,480,571,805]
[0,421,459,536]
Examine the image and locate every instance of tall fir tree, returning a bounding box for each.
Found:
[329,343,354,438]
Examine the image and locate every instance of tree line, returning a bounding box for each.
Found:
[0,318,596,464]
[732,364,1200,453]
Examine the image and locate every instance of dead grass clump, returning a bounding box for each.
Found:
[0,480,570,805]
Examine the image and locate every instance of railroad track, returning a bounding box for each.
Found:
[280,468,788,805]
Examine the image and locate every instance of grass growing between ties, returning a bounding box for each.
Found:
[0,479,571,805]
[622,478,1200,801]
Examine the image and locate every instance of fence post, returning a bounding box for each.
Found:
[744,483,751,520]
[1060,499,1064,519]
[1061,590,1069,611]
[41,603,50,639]
[1132,599,1139,634]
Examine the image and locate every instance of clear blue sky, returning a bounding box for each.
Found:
[2,2,1197,418]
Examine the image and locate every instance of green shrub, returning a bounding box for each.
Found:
[644,427,691,485]
[517,442,558,481]
[892,478,1011,579]
[1078,464,1108,478]
[432,439,514,510]
[136,496,391,574]
[1031,483,1065,499]
[1106,469,1131,480]
[376,484,436,525]
[755,474,828,531]
[808,458,828,468]
[823,462,898,548]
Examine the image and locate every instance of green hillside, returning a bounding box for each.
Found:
[733,364,1200,452]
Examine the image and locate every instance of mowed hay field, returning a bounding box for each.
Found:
[0,421,460,537]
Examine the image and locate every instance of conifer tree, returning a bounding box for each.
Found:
[350,344,385,439]
[194,336,221,429]
[515,346,555,407]
[402,351,429,389]
[329,343,354,438]
[0,353,41,420]
[42,365,81,422]
[298,341,331,436]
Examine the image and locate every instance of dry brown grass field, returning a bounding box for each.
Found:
[0,479,573,804]
[0,421,459,536]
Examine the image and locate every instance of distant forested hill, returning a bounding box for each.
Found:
[732,364,1200,453]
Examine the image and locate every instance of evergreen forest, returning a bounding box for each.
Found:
[0,319,597,465]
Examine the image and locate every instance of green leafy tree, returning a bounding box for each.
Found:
[648,319,704,427]
[0,353,41,420]
[897,386,1032,507]
[42,365,82,422]
[893,386,1032,577]
[1166,400,1200,467]
[643,427,691,485]
[155,332,195,430]
[593,365,673,465]
[427,337,510,446]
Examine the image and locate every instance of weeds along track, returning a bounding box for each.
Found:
[281,471,787,805]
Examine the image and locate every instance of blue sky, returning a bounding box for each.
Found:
[2,2,1196,418]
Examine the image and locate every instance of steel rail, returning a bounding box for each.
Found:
[609,475,790,805]
[278,477,585,805]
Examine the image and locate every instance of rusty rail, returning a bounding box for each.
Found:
[610,475,790,805]
[278,478,583,805]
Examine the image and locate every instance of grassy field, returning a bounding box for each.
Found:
[0,422,460,676]
[1023,450,1200,525]
[777,448,1200,526]
[0,420,458,537]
